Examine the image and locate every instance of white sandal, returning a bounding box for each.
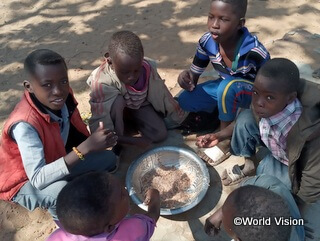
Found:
[198,146,231,166]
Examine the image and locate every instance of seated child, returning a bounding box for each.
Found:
[0,49,118,220]
[47,171,160,241]
[178,0,270,164]
[222,58,320,240]
[224,58,320,198]
[87,30,188,148]
[204,174,305,241]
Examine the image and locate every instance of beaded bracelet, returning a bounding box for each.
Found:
[72,147,85,160]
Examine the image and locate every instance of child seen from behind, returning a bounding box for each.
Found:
[47,171,160,241]
[205,175,305,241]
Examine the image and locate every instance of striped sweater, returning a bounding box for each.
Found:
[191,27,270,81]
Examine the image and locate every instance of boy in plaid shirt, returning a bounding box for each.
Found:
[219,58,320,241]
[224,58,314,191]
[215,58,320,241]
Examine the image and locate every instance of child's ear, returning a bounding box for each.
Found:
[23,80,33,93]
[104,52,113,67]
[287,91,297,104]
[238,18,246,29]
[104,223,115,233]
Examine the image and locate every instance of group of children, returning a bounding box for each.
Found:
[0,0,319,240]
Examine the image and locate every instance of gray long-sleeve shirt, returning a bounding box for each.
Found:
[11,104,71,190]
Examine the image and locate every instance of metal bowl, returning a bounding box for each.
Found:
[126,146,210,215]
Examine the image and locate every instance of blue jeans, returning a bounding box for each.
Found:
[298,199,320,241]
[242,175,305,241]
[177,78,253,121]
[12,150,117,220]
[231,109,291,189]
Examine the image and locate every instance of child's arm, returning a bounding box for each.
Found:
[196,122,235,148]
[178,33,212,91]
[11,121,117,190]
[64,122,117,168]
[204,207,223,236]
[144,189,160,222]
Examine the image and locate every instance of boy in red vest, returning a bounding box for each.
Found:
[0,49,118,220]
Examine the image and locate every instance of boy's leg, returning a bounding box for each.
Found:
[129,104,167,143]
[256,154,291,190]
[12,180,67,220]
[216,78,253,123]
[297,199,320,241]
[110,95,126,135]
[221,109,263,185]
[177,80,220,113]
[230,109,262,157]
[12,150,117,220]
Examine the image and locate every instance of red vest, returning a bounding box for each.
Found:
[0,90,89,200]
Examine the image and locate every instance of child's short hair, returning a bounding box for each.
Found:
[24,49,67,76]
[212,0,248,18]
[56,172,112,236]
[108,30,144,60]
[228,185,291,241]
[257,58,300,94]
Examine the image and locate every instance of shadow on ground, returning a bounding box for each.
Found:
[1,0,319,119]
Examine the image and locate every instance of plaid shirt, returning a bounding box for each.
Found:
[259,98,302,165]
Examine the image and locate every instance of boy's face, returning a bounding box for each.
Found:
[207,1,244,44]
[24,63,69,111]
[109,52,143,86]
[105,175,130,232]
[252,75,295,118]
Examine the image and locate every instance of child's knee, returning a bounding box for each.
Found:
[156,129,168,142]
[177,91,192,111]
[216,79,231,98]
[234,110,257,132]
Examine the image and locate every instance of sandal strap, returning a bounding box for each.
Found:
[226,165,245,182]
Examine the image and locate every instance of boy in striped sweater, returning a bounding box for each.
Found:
[87,31,187,148]
[179,0,270,165]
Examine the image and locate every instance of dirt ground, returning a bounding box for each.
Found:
[0,0,319,240]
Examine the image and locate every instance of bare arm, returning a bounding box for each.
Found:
[204,207,223,236]
[196,121,235,148]
[144,189,160,222]
[64,122,117,168]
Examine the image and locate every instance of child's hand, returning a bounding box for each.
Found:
[144,189,160,206]
[196,133,219,148]
[83,122,118,153]
[178,70,195,91]
[144,189,160,222]
[204,208,223,236]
